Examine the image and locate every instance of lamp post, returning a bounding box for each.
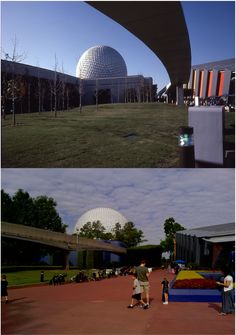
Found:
[179,126,195,167]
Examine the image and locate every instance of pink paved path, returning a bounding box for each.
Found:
[2,270,234,335]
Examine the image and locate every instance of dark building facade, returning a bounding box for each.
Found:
[1,59,156,115]
[74,240,127,269]
[175,222,235,268]
[1,59,80,115]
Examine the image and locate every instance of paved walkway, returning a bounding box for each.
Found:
[2,269,234,335]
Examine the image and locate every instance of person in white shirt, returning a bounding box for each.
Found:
[216,269,234,315]
[127,273,148,309]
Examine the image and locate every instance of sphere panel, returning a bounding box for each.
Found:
[76,45,127,79]
[74,207,128,233]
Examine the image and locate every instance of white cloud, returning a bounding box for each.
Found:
[1,168,234,244]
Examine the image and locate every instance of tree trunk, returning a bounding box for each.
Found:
[28,83,31,113]
[12,99,16,126]
[54,92,57,117]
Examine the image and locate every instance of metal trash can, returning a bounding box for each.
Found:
[179,126,195,167]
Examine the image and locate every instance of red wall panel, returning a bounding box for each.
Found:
[217,71,224,96]
[199,71,204,98]
[207,71,213,97]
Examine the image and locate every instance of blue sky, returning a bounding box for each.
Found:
[1,169,235,244]
[1,1,235,90]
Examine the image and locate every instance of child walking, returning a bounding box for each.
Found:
[1,275,9,304]
[127,273,148,309]
[161,277,169,304]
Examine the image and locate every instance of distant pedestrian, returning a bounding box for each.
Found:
[1,275,8,303]
[135,260,150,308]
[40,271,44,282]
[161,277,169,304]
[167,264,171,274]
[174,264,180,275]
[127,273,147,309]
[216,268,234,315]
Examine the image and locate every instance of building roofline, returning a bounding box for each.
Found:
[192,58,235,71]
[176,222,235,238]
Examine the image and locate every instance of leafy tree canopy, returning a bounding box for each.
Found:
[78,221,113,240]
[1,189,14,223]
[1,188,67,265]
[78,221,146,248]
[161,217,185,254]
[1,189,67,232]
[164,217,185,238]
[113,221,146,248]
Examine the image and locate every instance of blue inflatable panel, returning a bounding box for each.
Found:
[169,288,222,302]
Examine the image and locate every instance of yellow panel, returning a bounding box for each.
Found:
[176,270,204,280]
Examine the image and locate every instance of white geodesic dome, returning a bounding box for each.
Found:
[74,207,128,234]
[76,45,128,79]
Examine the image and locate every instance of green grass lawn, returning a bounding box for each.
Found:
[2,103,234,168]
[2,268,96,287]
[2,103,189,168]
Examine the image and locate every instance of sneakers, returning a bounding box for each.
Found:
[128,303,150,309]
[219,312,226,316]
[127,305,134,308]
[163,302,168,305]
[143,303,149,309]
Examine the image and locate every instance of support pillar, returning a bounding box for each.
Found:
[64,251,70,270]
[176,84,184,105]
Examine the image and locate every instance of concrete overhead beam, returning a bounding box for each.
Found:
[1,222,126,254]
[87,1,191,85]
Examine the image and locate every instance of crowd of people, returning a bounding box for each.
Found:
[69,266,133,284]
[49,273,67,285]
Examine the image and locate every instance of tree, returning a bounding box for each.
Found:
[66,86,70,111]
[1,189,68,265]
[1,189,14,223]
[77,221,113,240]
[161,217,185,258]
[78,78,83,113]
[113,221,146,247]
[60,63,66,112]
[33,196,67,233]
[1,72,8,119]
[112,222,123,241]
[95,78,99,111]
[164,217,185,239]
[50,54,62,117]
[35,63,42,113]
[11,189,35,226]
[1,189,67,232]
[2,36,26,125]
[77,221,146,248]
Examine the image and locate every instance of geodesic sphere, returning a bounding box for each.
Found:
[76,45,127,79]
[74,207,128,234]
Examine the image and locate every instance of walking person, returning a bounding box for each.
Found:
[216,268,234,315]
[127,273,148,309]
[135,260,150,308]
[161,277,169,304]
[1,275,9,304]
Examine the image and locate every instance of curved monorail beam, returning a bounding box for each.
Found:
[87,1,191,85]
